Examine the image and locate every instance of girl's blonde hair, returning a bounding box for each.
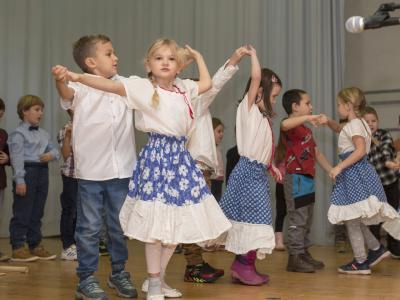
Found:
[337,87,366,117]
[144,38,189,108]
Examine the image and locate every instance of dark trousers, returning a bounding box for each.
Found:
[275,182,287,232]
[211,179,223,202]
[60,174,78,249]
[9,163,49,250]
[369,179,400,255]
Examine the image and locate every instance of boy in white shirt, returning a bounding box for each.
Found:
[52,34,137,300]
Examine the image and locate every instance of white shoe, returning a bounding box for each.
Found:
[142,279,182,298]
[147,294,165,300]
[61,244,77,261]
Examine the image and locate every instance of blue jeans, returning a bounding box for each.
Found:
[9,163,49,250]
[75,178,129,281]
[60,175,78,249]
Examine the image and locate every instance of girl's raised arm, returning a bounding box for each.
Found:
[245,45,261,109]
[185,45,212,95]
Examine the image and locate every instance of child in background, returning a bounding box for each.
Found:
[8,95,60,262]
[326,87,400,275]
[0,98,10,262]
[363,106,400,258]
[274,130,287,251]
[64,38,231,300]
[219,45,283,286]
[58,109,78,261]
[281,89,332,273]
[210,117,225,202]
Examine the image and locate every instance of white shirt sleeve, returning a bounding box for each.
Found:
[345,119,369,139]
[120,76,153,110]
[181,79,199,100]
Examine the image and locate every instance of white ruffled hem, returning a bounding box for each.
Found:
[328,195,400,239]
[215,220,275,259]
[119,195,231,244]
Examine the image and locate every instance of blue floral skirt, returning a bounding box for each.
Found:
[328,152,400,237]
[218,156,275,257]
[119,133,231,244]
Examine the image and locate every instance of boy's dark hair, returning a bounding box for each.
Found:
[0,98,4,111]
[282,89,307,115]
[73,34,111,73]
[242,68,282,118]
[17,95,44,120]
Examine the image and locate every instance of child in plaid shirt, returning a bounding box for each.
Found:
[57,109,78,261]
[363,106,400,258]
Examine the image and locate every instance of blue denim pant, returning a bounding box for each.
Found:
[75,178,129,281]
[9,163,49,250]
[60,174,78,249]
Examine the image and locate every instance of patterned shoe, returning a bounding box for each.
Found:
[184,263,221,283]
[337,259,371,275]
[76,275,108,300]
[11,247,39,262]
[367,245,391,267]
[30,245,57,260]
[107,271,138,298]
[61,244,77,261]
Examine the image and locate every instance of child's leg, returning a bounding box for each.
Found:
[275,182,286,232]
[145,242,162,295]
[160,244,177,289]
[104,178,129,275]
[360,223,380,251]
[345,219,368,262]
[60,175,78,250]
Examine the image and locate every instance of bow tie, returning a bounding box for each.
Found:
[29,126,39,131]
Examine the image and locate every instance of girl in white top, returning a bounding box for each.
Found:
[327,87,400,275]
[218,46,283,286]
[66,38,231,300]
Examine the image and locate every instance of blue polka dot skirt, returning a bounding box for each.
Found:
[219,156,275,257]
[119,133,231,244]
[328,152,400,236]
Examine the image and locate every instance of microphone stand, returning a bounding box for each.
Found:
[366,2,400,29]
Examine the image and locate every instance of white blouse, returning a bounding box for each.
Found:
[187,62,238,170]
[338,118,371,154]
[121,77,198,137]
[236,97,274,165]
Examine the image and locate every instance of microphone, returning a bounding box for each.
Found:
[346,15,400,33]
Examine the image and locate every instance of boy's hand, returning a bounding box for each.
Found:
[67,71,81,82]
[269,165,282,182]
[308,115,323,127]
[52,65,69,82]
[16,183,27,196]
[228,46,251,66]
[0,151,9,164]
[317,114,329,126]
[40,152,53,162]
[329,165,343,180]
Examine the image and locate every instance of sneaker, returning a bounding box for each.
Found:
[301,251,325,269]
[76,275,108,300]
[30,245,57,260]
[99,241,109,256]
[0,251,10,262]
[337,259,371,275]
[61,244,77,261]
[367,245,391,267]
[107,271,137,298]
[391,254,400,259]
[184,262,223,283]
[142,279,182,298]
[11,247,39,262]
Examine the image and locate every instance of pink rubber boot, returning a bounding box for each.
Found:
[230,251,266,286]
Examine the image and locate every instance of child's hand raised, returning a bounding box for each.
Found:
[67,71,81,82]
[228,46,251,66]
[184,45,202,61]
[52,65,69,82]
[246,44,257,56]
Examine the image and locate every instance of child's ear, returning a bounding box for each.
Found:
[291,102,298,112]
[85,57,96,70]
[145,61,151,74]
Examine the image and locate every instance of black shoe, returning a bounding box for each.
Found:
[286,254,315,273]
[338,259,371,275]
[367,245,390,267]
[301,251,325,269]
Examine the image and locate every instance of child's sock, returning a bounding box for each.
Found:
[148,277,162,295]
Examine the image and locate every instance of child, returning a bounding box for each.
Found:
[219,46,282,286]
[179,46,249,286]
[52,34,138,299]
[57,109,77,261]
[362,106,400,258]
[326,87,400,275]
[8,95,60,262]
[210,117,225,202]
[64,38,231,300]
[274,130,287,251]
[281,89,332,273]
[0,98,10,262]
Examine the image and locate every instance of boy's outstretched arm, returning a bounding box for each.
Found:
[281,115,322,132]
[315,147,333,173]
[52,65,75,100]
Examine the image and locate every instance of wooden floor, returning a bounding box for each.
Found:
[0,238,399,300]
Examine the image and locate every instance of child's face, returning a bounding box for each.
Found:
[90,41,118,79]
[269,84,281,105]
[23,105,43,125]
[364,113,379,134]
[214,124,224,145]
[293,93,312,116]
[337,98,349,119]
[147,46,180,83]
